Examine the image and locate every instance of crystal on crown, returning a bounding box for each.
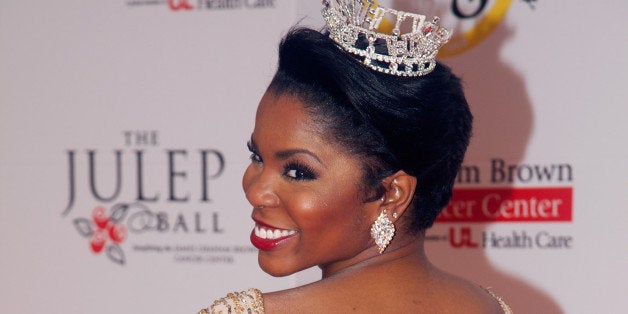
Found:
[322,0,452,77]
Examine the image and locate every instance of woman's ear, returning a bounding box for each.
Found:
[380,170,417,222]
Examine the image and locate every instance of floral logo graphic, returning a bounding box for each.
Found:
[73,204,130,265]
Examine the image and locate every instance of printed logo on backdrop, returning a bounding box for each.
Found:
[125,0,276,11]
[428,158,575,250]
[62,131,256,265]
[438,0,519,58]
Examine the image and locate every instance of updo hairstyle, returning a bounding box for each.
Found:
[267,28,472,232]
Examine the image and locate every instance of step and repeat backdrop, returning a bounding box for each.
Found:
[1,1,626,313]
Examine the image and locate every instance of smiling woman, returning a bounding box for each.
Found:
[245,92,380,278]
[198,0,512,313]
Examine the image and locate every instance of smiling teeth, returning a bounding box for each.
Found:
[255,225,296,240]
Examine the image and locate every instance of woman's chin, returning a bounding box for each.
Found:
[258,256,304,277]
[259,265,295,277]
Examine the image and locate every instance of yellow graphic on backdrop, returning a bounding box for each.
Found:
[440,0,512,58]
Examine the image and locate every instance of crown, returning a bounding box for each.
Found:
[322,0,452,77]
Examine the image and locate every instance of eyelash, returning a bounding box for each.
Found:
[246,142,317,181]
[283,161,318,181]
[247,141,262,164]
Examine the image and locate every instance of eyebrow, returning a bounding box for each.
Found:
[249,137,324,165]
[276,149,323,164]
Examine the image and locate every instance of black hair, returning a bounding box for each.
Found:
[267,28,472,232]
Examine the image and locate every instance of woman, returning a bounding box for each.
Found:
[200,1,511,312]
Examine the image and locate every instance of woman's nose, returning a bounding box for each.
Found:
[243,166,280,208]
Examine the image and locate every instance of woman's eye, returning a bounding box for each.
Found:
[284,163,317,181]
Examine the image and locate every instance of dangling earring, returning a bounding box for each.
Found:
[370,209,395,254]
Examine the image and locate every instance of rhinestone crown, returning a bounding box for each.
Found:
[322,0,451,77]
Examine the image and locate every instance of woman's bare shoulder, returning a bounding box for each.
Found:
[260,280,344,313]
[426,270,508,314]
[261,271,509,313]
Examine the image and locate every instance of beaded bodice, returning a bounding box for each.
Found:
[198,288,264,314]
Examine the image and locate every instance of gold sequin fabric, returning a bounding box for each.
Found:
[198,288,264,314]
[486,288,513,314]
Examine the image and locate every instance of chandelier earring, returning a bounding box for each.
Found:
[370,209,396,254]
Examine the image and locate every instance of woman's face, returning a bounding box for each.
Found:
[243,91,379,277]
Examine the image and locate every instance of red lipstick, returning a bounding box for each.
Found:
[250,223,297,251]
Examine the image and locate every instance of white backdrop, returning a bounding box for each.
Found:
[1,1,627,313]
